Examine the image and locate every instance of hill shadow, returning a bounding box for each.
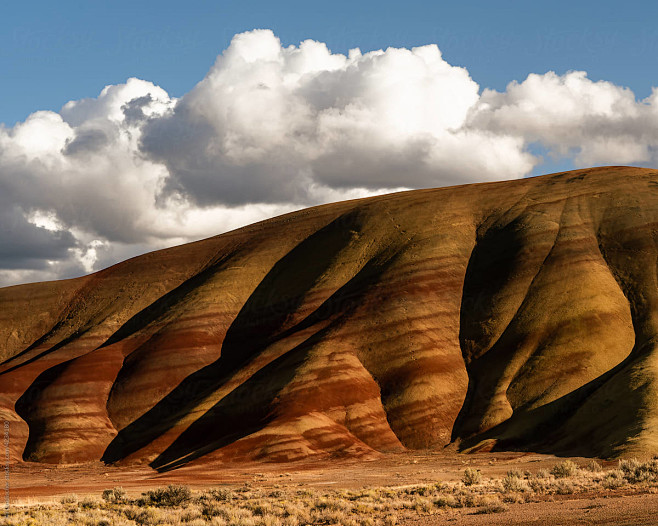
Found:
[102,209,397,465]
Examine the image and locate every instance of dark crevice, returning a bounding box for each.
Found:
[101,251,238,350]
[453,199,566,441]
[457,199,654,456]
[0,329,90,377]
[15,359,73,461]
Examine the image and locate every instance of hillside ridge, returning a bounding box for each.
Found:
[2,166,658,468]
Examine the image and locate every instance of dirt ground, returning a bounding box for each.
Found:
[6,450,656,524]
[410,492,658,525]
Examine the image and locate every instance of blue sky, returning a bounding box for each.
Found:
[2,1,658,286]
[2,0,657,126]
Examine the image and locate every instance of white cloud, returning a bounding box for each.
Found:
[141,30,532,206]
[470,70,658,165]
[72,239,108,273]
[1,29,658,287]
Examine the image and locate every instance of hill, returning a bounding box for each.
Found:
[2,166,657,470]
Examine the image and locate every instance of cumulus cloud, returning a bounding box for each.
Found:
[142,30,532,206]
[1,29,658,287]
[471,71,658,165]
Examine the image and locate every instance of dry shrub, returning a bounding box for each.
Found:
[619,458,658,483]
[501,492,525,504]
[123,506,164,525]
[528,477,550,494]
[585,460,603,472]
[141,485,192,507]
[551,460,578,478]
[207,488,234,502]
[102,486,127,504]
[180,508,204,522]
[462,467,482,486]
[201,501,224,519]
[502,471,528,492]
[602,470,626,489]
[78,497,99,510]
[406,485,430,496]
[60,494,78,505]
[551,480,575,495]
[412,497,432,513]
[433,495,459,508]
[475,495,508,514]
[458,491,484,508]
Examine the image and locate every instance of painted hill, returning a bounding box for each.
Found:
[2,166,658,470]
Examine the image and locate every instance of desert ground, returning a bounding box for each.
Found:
[5,451,658,525]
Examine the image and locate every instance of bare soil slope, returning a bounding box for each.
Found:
[2,166,658,469]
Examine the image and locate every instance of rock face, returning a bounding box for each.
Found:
[3,166,658,468]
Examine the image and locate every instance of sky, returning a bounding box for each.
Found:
[1,0,658,286]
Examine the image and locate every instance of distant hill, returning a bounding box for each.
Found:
[2,166,657,470]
